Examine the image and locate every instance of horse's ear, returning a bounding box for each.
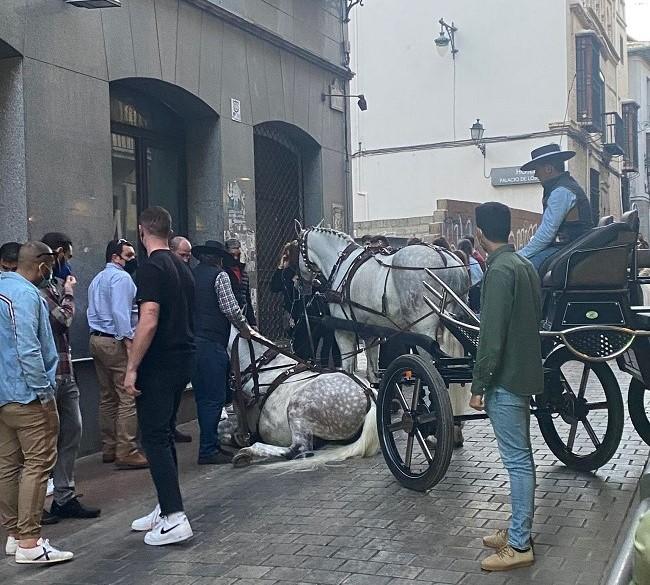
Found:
[294,219,303,235]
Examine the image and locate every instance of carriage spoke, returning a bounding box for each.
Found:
[394,383,410,412]
[388,420,405,433]
[414,429,434,462]
[410,378,422,412]
[404,434,415,468]
[577,364,590,400]
[567,420,579,451]
[581,417,601,448]
[586,401,609,411]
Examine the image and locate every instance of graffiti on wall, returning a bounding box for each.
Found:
[224,179,257,311]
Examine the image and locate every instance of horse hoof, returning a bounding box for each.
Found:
[232,452,252,468]
[425,436,437,449]
[453,426,464,448]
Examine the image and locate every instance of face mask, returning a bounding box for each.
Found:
[123,258,138,276]
[53,257,72,280]
[37,263,53,289]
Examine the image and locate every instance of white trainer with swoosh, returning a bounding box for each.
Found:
[131,504,161,532]
[144,513,193,546]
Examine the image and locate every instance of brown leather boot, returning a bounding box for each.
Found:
[115,451,149,470]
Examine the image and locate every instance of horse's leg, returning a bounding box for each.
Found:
[365,338,381,385]
[335,330,358,373]
[232,442,293,467]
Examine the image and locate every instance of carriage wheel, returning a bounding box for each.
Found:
[536,346,623,471]
[628,379,650,446]
[377,354,454,491]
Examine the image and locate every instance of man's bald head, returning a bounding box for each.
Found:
[170,236,192,263]
[17,241,56,285]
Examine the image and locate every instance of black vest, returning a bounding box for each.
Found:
[542,172,593,244]
[193,263,231,347]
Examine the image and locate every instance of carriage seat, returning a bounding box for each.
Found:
[541,211,638,290]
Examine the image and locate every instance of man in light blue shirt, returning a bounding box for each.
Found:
[0,241,74,564]
[87,239,147,470]
[518,144,593,273]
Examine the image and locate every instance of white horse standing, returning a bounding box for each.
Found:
[298,227,470,383]
[222,328,379,466]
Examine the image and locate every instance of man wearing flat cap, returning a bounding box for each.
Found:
[518,143,593,272]
[191,240,252,465]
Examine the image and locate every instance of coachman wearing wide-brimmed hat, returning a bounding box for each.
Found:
[518,143,593,272]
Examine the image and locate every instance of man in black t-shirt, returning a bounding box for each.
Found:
[124,206,195,547]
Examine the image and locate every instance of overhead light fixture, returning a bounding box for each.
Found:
[435,18,458,59]
[65,0,121,8]
[470,119,486,157]
[322,92,368,111]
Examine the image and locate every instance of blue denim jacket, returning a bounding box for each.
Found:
[0,272,58,406]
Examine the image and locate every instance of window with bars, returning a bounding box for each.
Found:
[576,33,604,133]
[622,101,640,173]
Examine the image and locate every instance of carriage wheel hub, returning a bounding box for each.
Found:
[559,393,588,424]
[402,411,417,434]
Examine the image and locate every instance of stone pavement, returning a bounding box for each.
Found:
[1,369,648,585]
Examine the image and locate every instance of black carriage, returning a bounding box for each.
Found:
[371,210,650,491]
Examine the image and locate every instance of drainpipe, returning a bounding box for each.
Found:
[341,0,354,234]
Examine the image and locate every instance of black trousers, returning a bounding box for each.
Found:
[136,361,192,516]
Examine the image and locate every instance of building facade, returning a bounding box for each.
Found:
[628,42,650,239]
[350,0,638,244]
[0,0,352,451]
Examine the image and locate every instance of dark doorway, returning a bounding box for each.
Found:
[110,84,187,244]
[254,124,304,340]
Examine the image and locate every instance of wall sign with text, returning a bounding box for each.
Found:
[490,166,539,187]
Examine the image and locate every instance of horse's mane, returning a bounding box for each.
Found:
[310,226,356,245]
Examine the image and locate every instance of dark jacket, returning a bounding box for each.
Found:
[193,263,231,347]
[542,171,593,245]
[225,262,257,327]
[271,266,304,319]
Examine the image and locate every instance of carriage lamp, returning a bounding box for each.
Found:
[321,92,368,111]
[470,119,486,157]
[435,18,458,59]
[65,0,121,8]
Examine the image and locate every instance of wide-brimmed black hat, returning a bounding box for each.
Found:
[520,143,576,171]
[192,240,230,259]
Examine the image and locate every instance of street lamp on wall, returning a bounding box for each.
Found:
[65,0,121,8]
[434,19,458,59]
[322,92,368,111]
[470,119,486,157]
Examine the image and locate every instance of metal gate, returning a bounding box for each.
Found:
[254,124,303,340]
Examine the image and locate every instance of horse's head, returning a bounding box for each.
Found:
[297,225,357,284]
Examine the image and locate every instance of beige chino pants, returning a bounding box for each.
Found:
[0,400,59,539]
[90,336,138,460]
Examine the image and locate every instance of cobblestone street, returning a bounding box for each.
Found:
[1,368,647,585]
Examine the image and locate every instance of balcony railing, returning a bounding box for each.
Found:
[603,112,625,156]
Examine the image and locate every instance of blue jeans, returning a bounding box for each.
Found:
[526,247,561,273]
[192,339,229,459]
[484,386,535,550]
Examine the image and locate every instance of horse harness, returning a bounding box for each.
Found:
[299,228,462,336]
[229,333,374,443]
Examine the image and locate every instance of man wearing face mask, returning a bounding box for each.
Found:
[39,232,101,522]
[0,242,74,564]
[87,239,147,470]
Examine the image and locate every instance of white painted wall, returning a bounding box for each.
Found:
[350,0,569,220]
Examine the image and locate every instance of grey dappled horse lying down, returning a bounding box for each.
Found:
[297,227,470,384]
[219,328,379,467]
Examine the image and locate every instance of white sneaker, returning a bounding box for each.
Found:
[220,408,228,420]
[131,504,161,532]
[5,536,18,556]
[15,538,73,564]
[144,513,193,546]
[46,478,54,497]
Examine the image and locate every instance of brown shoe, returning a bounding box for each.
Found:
[482,528,508,549]
[115,452,149,470]
[481,545,534,572]
[102,454,116,464]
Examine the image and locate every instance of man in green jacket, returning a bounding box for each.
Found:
[469,202,543,572]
